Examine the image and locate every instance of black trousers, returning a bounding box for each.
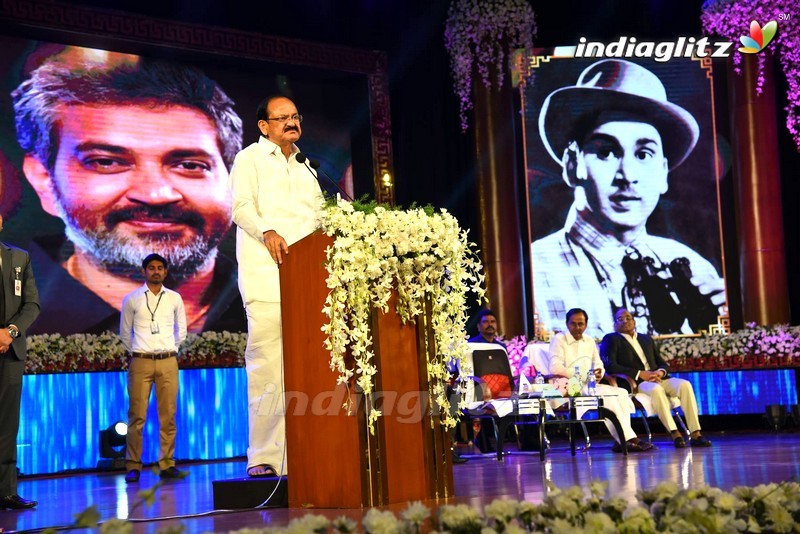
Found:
[0,351,23,495]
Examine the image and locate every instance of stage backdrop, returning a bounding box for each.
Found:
[515,50,730,339]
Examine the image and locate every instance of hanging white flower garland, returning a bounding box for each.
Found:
[320,199,485,432]
[444,0,537,131]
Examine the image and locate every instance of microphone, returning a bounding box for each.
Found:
[296,152,352,201]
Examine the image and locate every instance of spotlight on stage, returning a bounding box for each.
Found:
[765,404,787,432]
[97,421,128,470]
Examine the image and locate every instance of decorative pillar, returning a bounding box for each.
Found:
[472,74,526,337]
[729,53,790,325]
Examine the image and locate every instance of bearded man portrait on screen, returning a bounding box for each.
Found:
[12,46,245,334]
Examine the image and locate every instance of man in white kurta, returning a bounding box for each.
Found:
[229,96,324,477]
[547,307,653,452]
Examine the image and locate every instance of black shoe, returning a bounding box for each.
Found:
[0,494,37,509]
[452,453,468,464]
[690,435,712,447]
[125,469,140,483]
[159,466,185,479]
[673,436,687,449]
[613,440,655,453]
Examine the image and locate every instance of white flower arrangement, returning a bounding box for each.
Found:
[25,331,127,373]
[219,480,799,533]
[24,330,247,373]
[319,198,485,432]
[658,323,800,369]
[500,324,800,375]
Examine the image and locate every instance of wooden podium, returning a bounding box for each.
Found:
[279,231,454,508]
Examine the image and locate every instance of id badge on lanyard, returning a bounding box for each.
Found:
[146,290,164,335]
[14,266,22,296]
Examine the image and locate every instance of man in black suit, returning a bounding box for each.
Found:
[0,214,41,509]
[600,308,711,448]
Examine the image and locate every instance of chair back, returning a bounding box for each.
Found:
[467,342,514,400]
[526,343,552,376]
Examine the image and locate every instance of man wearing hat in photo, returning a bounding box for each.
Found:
[531,59,726,338]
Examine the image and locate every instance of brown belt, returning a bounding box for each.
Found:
[131,351,177,360]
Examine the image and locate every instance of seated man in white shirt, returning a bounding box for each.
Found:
[600,308,712,448]
[548,307,654,452]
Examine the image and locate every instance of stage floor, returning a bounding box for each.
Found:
[3,431,799,533]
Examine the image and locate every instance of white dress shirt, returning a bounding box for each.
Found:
[120,284,187,353]
[230,137,324,304]
[620,332,649,370]
[621,331,667,380]
[547,332,605,379]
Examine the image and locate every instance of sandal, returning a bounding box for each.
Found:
[247,464,278,478]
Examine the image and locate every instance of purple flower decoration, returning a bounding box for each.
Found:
[444,0,537,131]
[702,0,800,149]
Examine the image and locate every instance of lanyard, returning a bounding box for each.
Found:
[145,290,164,322]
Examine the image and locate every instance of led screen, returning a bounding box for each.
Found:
[0,37,371,336]
[520,53,728,338]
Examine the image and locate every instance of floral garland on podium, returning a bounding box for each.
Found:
[319,198,485,431]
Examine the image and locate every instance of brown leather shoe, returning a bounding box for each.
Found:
[0,494,37,509]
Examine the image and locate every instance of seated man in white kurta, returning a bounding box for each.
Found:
[547,307,654,453]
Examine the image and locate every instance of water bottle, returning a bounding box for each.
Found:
[573,366,582,386]
[534,372,545,386]
[587,366,597,396]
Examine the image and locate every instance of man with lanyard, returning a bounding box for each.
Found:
[120,253,188,483]
[0,214,40,509]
